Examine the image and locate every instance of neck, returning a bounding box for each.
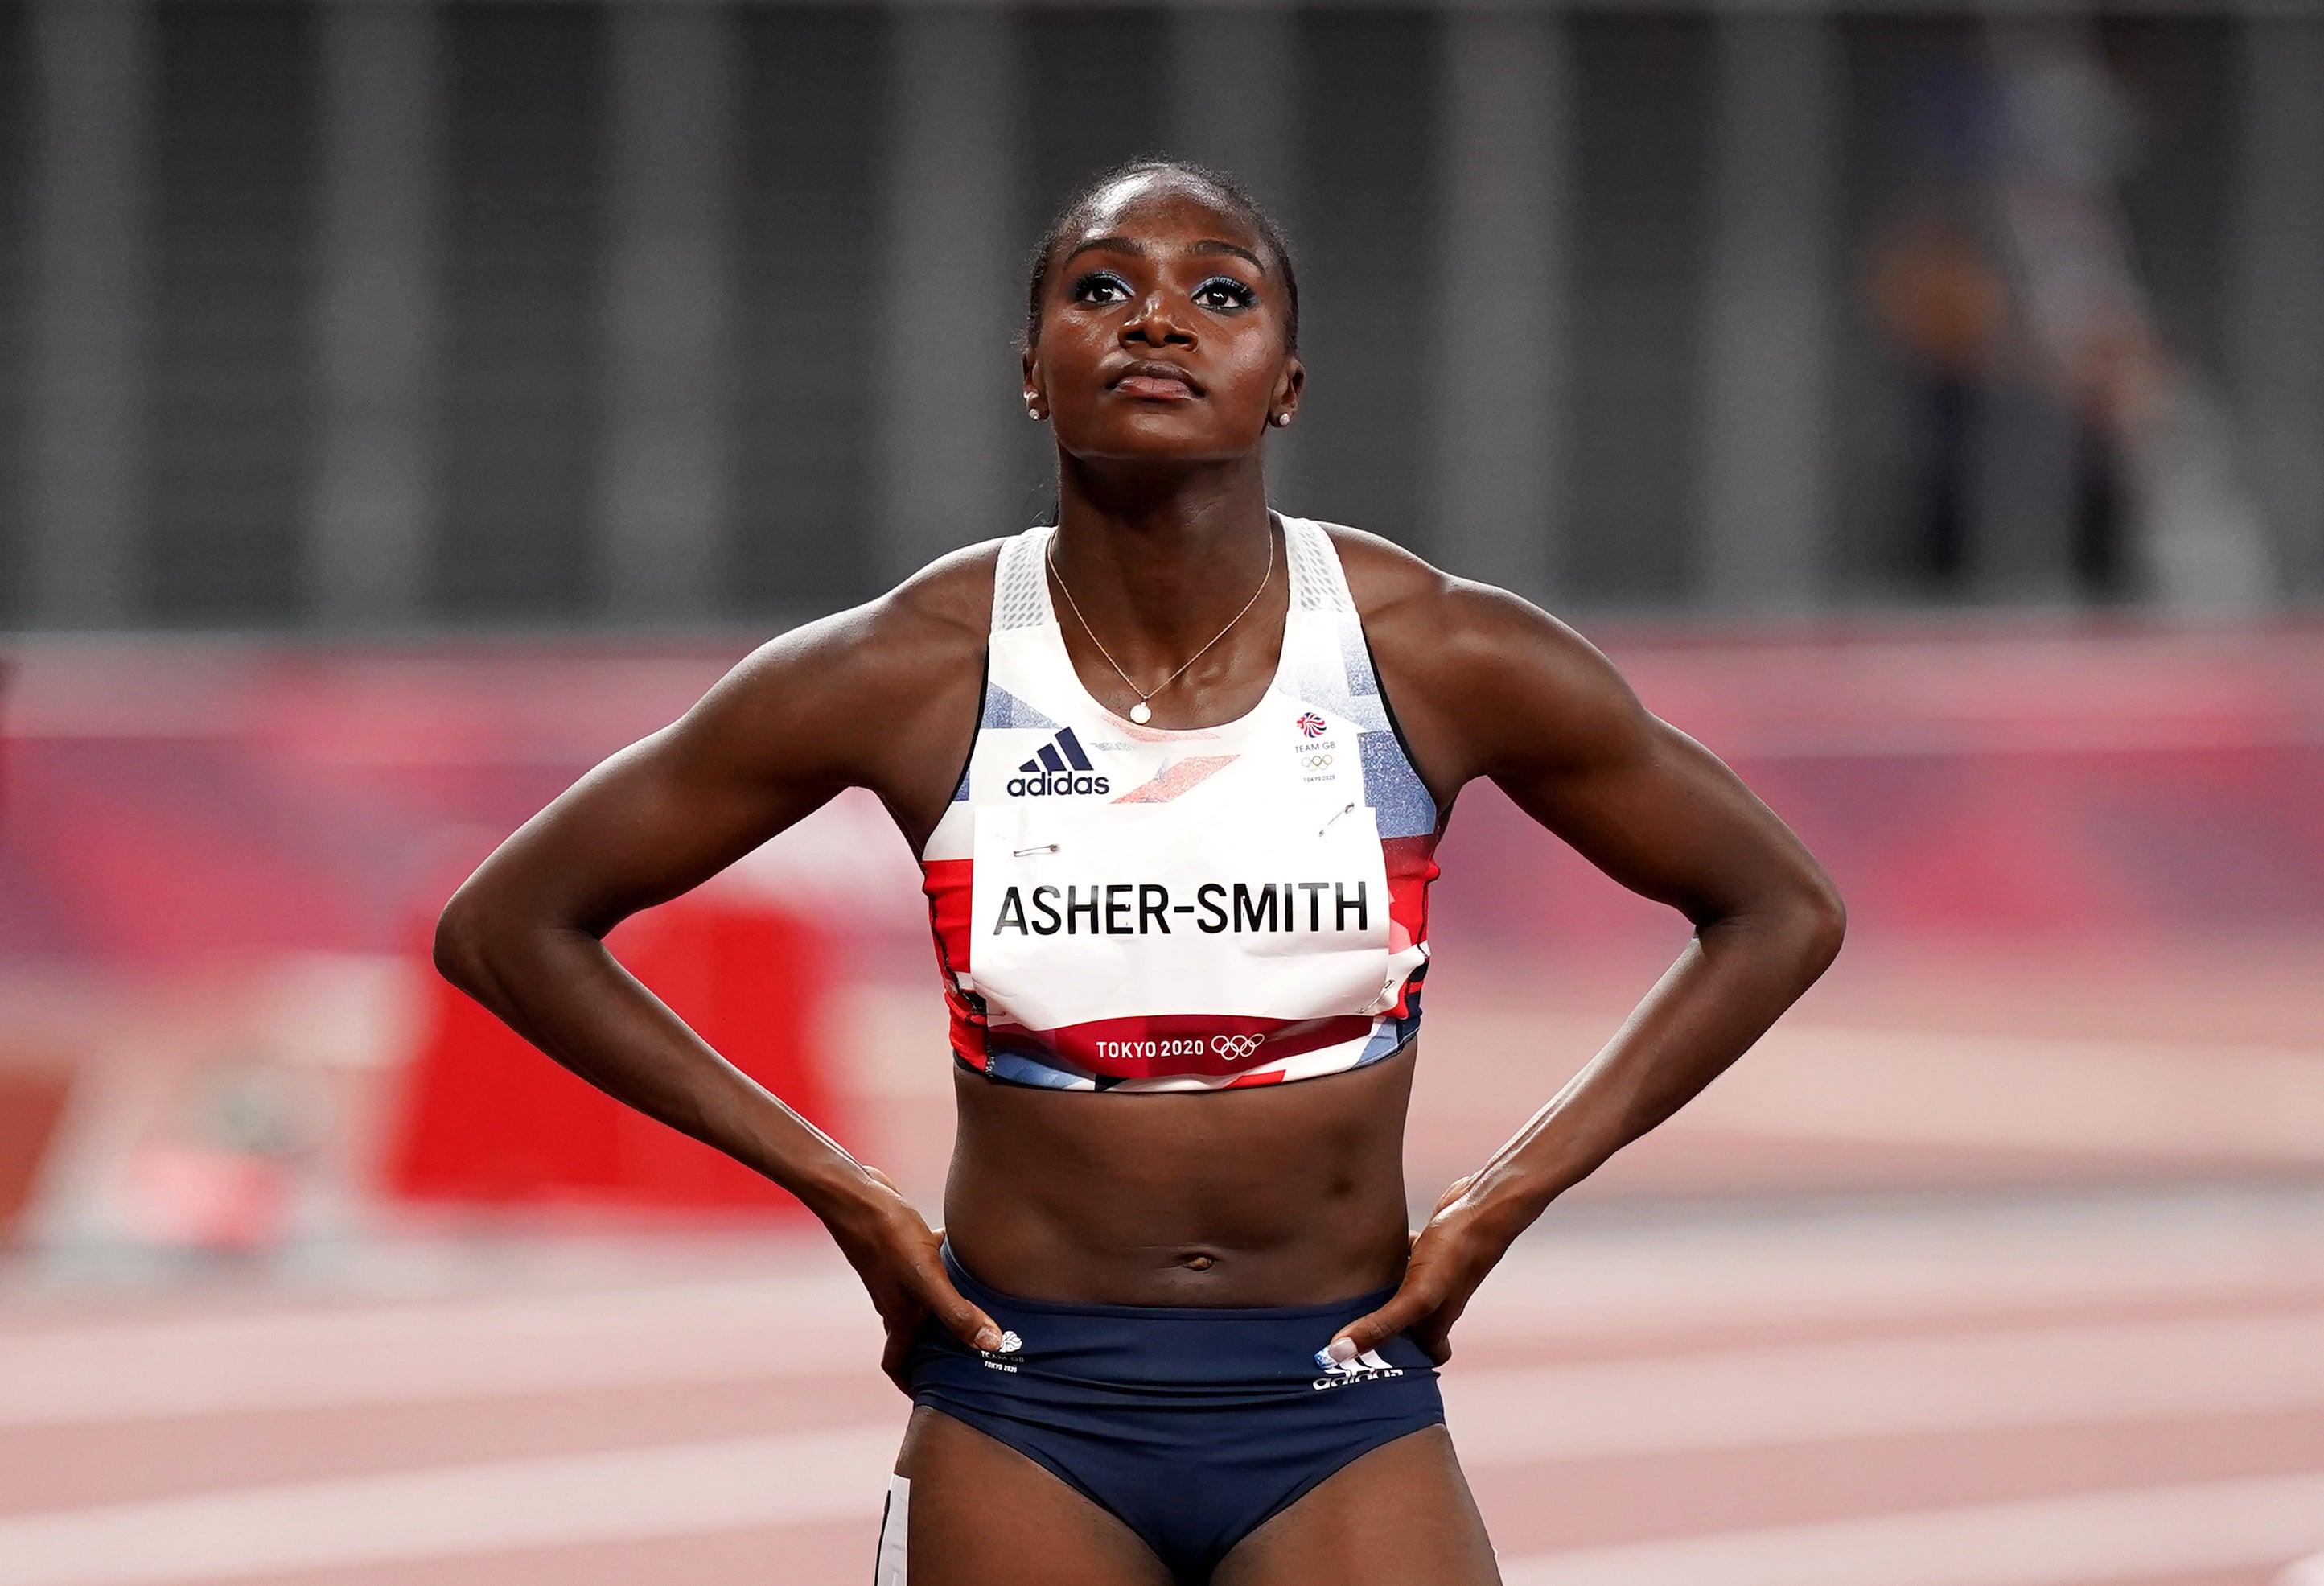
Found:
[1049,451,1277,653]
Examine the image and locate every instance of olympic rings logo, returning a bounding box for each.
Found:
[1303,754,1332,769]
[1211,1033,1266,1061]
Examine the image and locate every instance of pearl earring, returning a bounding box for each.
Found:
[1273,412,1293,427]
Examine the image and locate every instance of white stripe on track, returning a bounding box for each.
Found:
[1684,1023,2324,1160]
[13,1195,2324,1428]
[0,1425,902,1586]
[1443,1309,2324,1463]
[3,1310,2321,1585]
[1499,1470,2324,1586]
[0,1276,883,1428]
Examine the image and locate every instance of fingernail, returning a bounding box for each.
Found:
[1326,1337,1359,1364]
[973,1327,1002,1352]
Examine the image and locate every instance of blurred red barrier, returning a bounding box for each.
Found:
[0,1066,74,1242]
[386,896,838,1214]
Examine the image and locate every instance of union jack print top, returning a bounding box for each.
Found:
[918,517,1442,1092]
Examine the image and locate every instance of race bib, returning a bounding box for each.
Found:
[968,794,1395,1036]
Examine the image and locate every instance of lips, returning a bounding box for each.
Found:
[1109,360,1203,401]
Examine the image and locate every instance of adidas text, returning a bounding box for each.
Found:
[1006,770,1110,797]
[1008,728,1106,797]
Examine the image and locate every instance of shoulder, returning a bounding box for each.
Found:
[850,535,1005,681]
[1319,521,1609,699]
[1318,521,1651,785]
[660,539,1002,789]
[710,539,998,706]
[844,536,1003,662]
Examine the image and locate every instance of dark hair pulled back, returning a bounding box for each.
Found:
[1023,158,1299,354]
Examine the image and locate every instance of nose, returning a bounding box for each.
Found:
[1121,290,1195,348]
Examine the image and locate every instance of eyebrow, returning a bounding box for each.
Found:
[1061,235,1268,273]
[1191,238,1266,270]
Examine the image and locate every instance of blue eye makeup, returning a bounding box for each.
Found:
[1070,270,1134,304]
[1065,269,1258,313]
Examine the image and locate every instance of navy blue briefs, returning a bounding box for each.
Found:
[907,1246,1446,1580]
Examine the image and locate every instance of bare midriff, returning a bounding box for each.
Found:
[942,1044,1418,1308]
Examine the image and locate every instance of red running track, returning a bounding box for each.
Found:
[3,1186,2322,1586]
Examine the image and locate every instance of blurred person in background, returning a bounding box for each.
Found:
[1865,207,2006,594]
[433,161,1844,1584]
[1987,26,2272,610]
[1865,27,2272,609]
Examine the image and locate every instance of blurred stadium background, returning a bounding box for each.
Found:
[2,1,2322,1582]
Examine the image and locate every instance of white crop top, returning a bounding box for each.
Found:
[919,517,1442,1092]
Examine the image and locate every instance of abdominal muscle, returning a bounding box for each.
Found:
[941,1044,1420,1307]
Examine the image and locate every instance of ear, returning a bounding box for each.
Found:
[1022,344,1042,403]
[1273,357,1305,418]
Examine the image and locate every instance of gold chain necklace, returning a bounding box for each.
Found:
[1046,528,1275,726]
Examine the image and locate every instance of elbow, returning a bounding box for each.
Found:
[434,874,594,1006]
[1793,870,1848,974]
[1696,859,1845,983]
[431,886,494,997]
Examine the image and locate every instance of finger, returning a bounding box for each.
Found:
[1410,1304,1459,1365]
[1322,1281,1441,1364]
[1421,1273,1481,1361]
[915,1266,1006,1354]
[874,1271,939,1396]
[880,1319,916,1395]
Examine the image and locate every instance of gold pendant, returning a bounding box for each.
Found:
[1129,701,1152,724]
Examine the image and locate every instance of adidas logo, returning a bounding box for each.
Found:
[1311,1346,1405,1391]
[1006,727,1110,797]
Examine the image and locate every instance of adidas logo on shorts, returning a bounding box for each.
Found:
[1311,1347,1405,1390]
[1007,728,1110,797]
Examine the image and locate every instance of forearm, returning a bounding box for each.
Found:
[434,905,878,1221]
[1458,894,1843,1236]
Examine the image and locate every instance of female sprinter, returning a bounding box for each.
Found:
[434,160,1845,1585]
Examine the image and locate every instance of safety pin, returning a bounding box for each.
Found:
[1012,843,1059,857]
[1318,801,1355,836]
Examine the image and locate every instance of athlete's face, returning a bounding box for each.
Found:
[1024,177,1302,465]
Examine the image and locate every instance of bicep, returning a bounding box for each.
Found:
[1442,603,1823,925]
[453,624,876,937]
[487,729,841,936]
[1494,711,1815,925]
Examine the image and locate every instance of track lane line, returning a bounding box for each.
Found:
[1498,1470,2324,1586]
[1442,1309,2324,1462]
[0,1280,883,1428]
[0,1426,902,1586]
[14,1205,2324,1428]
[3,1309,2321,1584]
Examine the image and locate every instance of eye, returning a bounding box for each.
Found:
[1191,275,1258,312]
[1070,270,1133,305]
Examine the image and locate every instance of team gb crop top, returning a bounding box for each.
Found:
[918,517,1443,1092]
